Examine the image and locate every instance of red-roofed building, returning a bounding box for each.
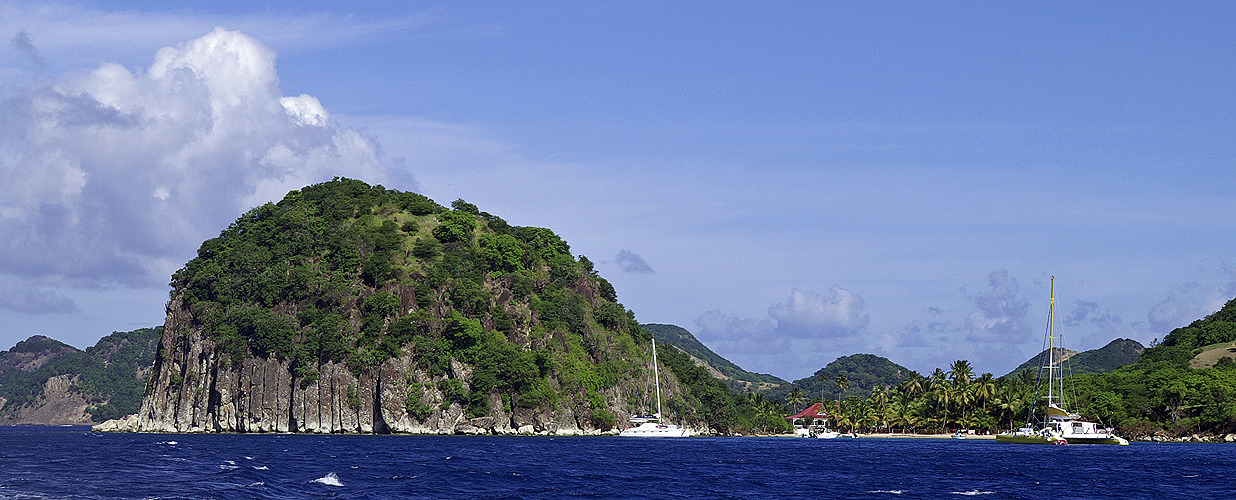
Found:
[786,402,832,422]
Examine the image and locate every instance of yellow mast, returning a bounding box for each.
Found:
[1047,276,1054,407]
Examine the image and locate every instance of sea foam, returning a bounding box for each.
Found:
[313,472,344,487]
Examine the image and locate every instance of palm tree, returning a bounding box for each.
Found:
[835,374,849,404]
[948,359,974,386]
[934,381,955,432]
[972,373,997,412]
[786,387,806,414]
[870,385,889,421]
[899,371,924,398]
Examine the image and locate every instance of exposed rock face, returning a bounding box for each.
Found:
[104,298,657,435]
[0,374,93,425]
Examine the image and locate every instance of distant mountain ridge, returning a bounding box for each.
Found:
[642,324,788,394]
[1002,338,1144,378]
[0,329,160,424]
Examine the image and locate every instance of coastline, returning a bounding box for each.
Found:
[761,432,997,440]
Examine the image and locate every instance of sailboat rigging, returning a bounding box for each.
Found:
[619,339,692,437]
[997,277,1129,445]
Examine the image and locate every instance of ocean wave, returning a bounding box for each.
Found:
[313,472,344,487]
[868,490,905,494]
[952,490,995,496]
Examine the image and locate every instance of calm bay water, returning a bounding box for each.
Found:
[1,426,1231,499]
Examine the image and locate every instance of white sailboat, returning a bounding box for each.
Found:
[620,340,691,437]
[997,277,1129,445]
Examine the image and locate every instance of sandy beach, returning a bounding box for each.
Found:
[763,432,997,440]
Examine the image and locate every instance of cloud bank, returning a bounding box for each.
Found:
[615,250,655,273]
[1147,263,1236,334]
[692,285,869,378]
[768,286,869,339]
[964,269,1032,343]
[0,27,410,310]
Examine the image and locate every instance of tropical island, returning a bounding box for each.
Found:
[2,179,1235,441]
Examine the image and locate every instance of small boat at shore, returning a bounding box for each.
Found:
[997,278,1128,446]
[815,429,856,439]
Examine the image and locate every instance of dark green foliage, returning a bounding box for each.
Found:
[1004,339,1145,378]
[1160,298,1236,349]
[517,227,571,260]
[450,199,480,214]
[405,383,434,421]
[0,329,160,422]
[478,233,525,273]
[793,354,909,400]
[346,384,362,410]
[411,238,441,260]
[432,210,477,244]
[590,409,617,430]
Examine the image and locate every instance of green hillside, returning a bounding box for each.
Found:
[0,328,160,422]
[1003,338,1144,378]
[643,323,788,394]
[1068,296,1236,437]
[792,353,911,401]
[159,178,782,434]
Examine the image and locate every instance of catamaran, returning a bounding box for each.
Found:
[997,277,1129,445]
[619,339,691,437]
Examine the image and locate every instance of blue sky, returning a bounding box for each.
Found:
[1,1,1233,381]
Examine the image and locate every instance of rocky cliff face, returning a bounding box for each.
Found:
[99,298,684,435]
[0,374,93,425]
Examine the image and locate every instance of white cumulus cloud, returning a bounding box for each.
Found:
[0,27,412,307]
[768,285,870,339]
[964,269,1032,343]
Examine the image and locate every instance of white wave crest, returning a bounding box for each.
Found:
[952,491,995,496]
[313,472,344,487]
[868,490,905,494]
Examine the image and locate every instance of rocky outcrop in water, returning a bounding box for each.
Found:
[93,180,709,435]
[99,299,661,435]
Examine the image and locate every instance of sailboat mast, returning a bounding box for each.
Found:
[1047,276,1056,407]
[653,340,663,419]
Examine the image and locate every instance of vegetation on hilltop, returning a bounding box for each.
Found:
[1065,297,1236,437]
[793,354,911,402]
[0,329,160,422]
[1003,338,1144,378]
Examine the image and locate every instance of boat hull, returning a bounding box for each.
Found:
[619,422,690,437]
[996,433,1065,445]
[997,432,1128,445]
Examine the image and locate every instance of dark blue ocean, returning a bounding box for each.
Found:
[1,426,1231,499]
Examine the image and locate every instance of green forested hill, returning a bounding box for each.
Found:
[643,323,788,394]
[158,178,774,434]
[792,354,911,401]
[1061,297,1236,437]
[0,328,160,423]
[1003,338,1144,378]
